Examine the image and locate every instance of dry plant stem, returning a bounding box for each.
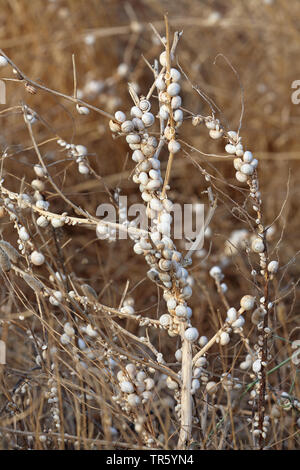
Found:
[0,184,148,238]
[250,190,270,449]
[258,238,270,449]
[0,48,114,120]
[161,15,175,199]
[162,17,193,449]
[177,323,193,449]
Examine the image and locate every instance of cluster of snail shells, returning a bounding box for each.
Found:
[57,139,90,175]
[156,62,183,155]
[141,232,194,336]
[142,234,193,336]
[115,363,155,411]
[109,98,168,217]
[215,129,259,185]
[205,117,224,140]
[109,97,193,332]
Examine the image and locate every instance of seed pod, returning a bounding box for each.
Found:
[23,273,43,292]
[0,247,11,272]
[251,307,266,325]
[81,283,98,299]
[0,240,19,263]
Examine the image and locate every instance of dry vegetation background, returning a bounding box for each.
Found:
[0,0,299,450]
